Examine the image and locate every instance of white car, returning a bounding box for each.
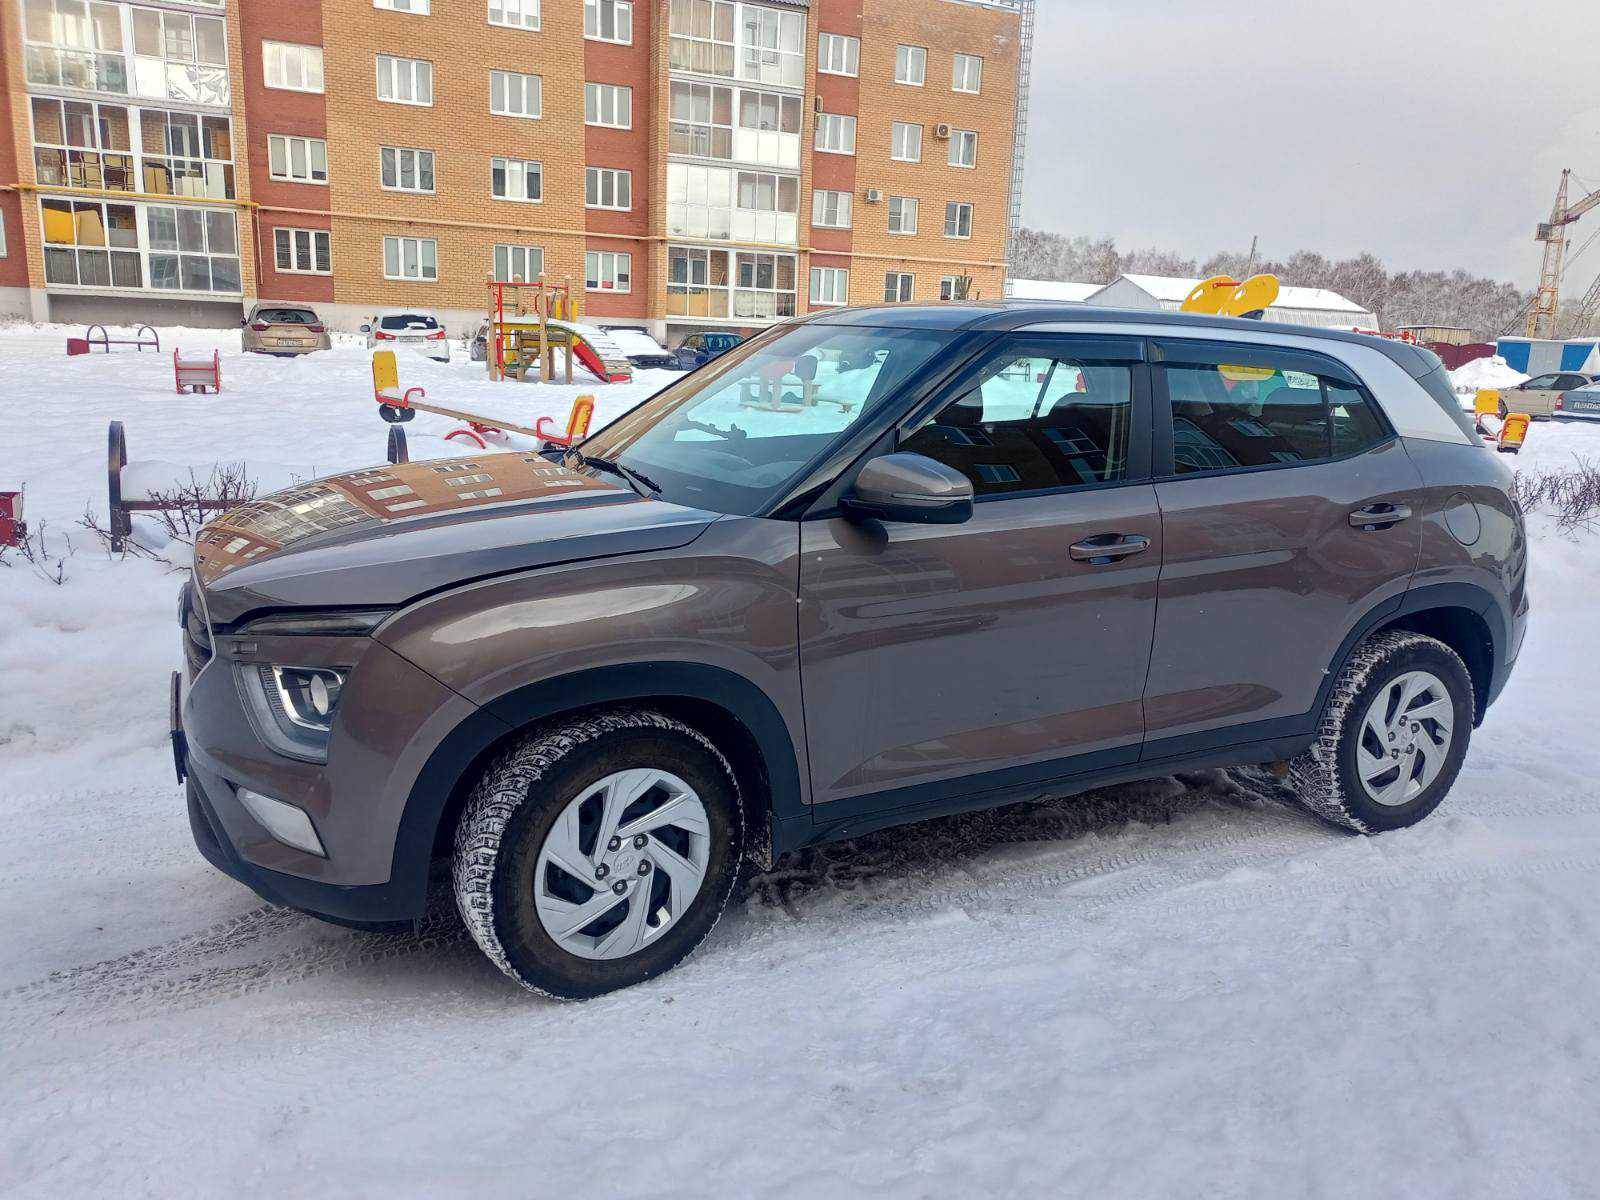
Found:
[361,310,451,362]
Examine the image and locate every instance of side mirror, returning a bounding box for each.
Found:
[843,453,974,525]
[359,324,372,333]
[239,317,247,327]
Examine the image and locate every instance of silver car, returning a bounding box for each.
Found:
[361,309,451,363]
[241,304,332,356]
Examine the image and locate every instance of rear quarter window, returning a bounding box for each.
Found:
[1414,364,1485,442]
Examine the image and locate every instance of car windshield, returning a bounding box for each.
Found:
[257,308,318,325]
[576,322,956,515]
[380,313,439,331]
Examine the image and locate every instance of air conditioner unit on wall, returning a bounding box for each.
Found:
[863,188,883,203]
[934,123,952,139]
[813,95,824,113]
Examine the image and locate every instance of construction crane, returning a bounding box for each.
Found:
[1527,169,1600,338]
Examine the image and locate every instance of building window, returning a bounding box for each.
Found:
[953,53,983,93]
[23,0,129,98]
[41,198,142,288]
[668,81,733,159]
[888,196,918,235]
[493,243,544,281]
[944,201,972,239]
[490,69,540,117]
[585,250,631,292]
[585,0,632,43]
[812,188,851,229]
[939,275,970,301]
[384,235,437,280]
[132,8,230,104]
[380,145,435,192]
[884,271,914,302]
[374,0,430,12]
[737,5,803,88]
[585,82,632,129]
[895,44,925,86]
[0,211,6,258]
[146,204,240,292]
[810,266,848,306]
[891,121,922,163]
[585,167,632,210]
[30,98,135,194]
[666,246,796,319]
[817,32,858,77]
[814,112,855,155]
[489,0,539,28]
[491,156,542,202]
[376,54,433,105]
[274,227,331,274]
[667,0,735,77]
[268,134,327,184]
[668,0,802,89]
[666,163,798,244]
[264,41,324,94]
[138,108,235,199]
[948,128,977,168]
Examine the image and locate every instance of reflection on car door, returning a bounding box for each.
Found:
[1142,340,1424,750]
[798,335,1162,813]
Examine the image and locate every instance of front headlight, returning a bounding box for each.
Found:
[239,663,349,762]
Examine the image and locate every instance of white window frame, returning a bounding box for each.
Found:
[939,275,969,301]
[374,0,430,12]
[810,266,848,306]
[380,145,435,193]
[493,243,544,282]
[949,128,978,168]
[267,134,328,184]
[895,44,926,86]
[264,41,324,94]
[953,53,982,94]
[944,201,972,239]
[888,195,918,235]
[376,54,433,106]
[811,188,852,229]
[585,166,632,210]
[490,69,541,118]
[817,32,858,77]
[1,211,8,258]
[491,156,542,202]
[383,234,438,281]
[584,82,632,129]
[273,227,331,275]
[891,121,922,163]
[585,0,633,44]
[488,0,539,28]
[884,271,914,302]
[814,112,856,155]
[585,249,632,292]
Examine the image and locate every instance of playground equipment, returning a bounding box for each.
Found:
[1497,412,1530,454]
[107,421,234,552]
[372,349,595,451]
[1474,391,1506,435]
[174,348,222,394]
[1179,274,1281,320]
[67,324,160,356]
[485,277,632,384]
[0,486,25,548]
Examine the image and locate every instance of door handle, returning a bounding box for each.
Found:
[1069,533,1152,564]
[1349,503,1412,531]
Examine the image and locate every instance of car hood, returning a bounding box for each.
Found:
[193,453,719,625]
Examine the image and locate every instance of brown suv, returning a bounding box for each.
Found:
[175,304,1528,998]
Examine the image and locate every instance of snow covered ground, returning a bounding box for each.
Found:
[4,325,1600,1197]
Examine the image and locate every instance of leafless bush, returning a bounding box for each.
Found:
[143,462,257,542]
[0,519,74,585]
[1512,459,1600,532]
[77,505,164,562]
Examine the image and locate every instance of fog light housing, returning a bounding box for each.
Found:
[236,787,326,857]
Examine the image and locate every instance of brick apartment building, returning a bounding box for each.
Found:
[1,0,1033,341]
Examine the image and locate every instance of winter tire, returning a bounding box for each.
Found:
[1287,630,1474,834]
[453,709,743,999]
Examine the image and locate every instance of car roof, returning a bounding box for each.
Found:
[799,301,1444,378]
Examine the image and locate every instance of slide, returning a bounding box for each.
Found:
[548,320,633,383]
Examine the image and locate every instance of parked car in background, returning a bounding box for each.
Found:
[469,321,490,363]
[241,304,331,356]
[599,326,681,371]
[1558,380,1600,418]
[362,310,451,363]
[673,331,744,369]
[176,302,1526,999]
[1499,371,1598,418]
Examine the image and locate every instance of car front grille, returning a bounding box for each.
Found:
[180,578,213,679]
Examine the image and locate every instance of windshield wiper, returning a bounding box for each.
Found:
[573,451,662,497]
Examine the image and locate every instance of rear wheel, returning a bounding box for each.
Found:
[453,709,743,999]
[1288,631,1474,833]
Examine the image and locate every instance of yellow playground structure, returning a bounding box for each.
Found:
[485,277,632,385]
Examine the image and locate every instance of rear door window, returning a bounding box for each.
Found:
[1156,343,1390,475]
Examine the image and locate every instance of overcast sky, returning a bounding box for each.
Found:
[1021,0,1600,285]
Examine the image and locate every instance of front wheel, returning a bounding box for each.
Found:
[453,709,743,999]
[1288,631,1474,833]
